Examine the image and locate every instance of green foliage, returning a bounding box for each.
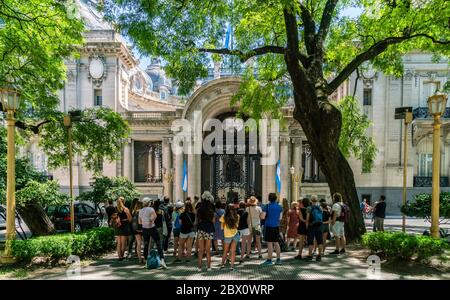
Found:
[15,180,68,207]
[77,176,140,204]
[401,192,450,222]
[0,126,46,204]
[362,231,449,262]
[0,0,83,121]
[337,96,377,171]
[39,107,130,174]
[10,227,115,262]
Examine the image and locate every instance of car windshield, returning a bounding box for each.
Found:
[57,206,70,214]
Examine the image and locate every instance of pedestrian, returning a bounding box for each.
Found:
[286,202,300,251]
[306,196,324,261]
[246,196,263,259]
[330,193,347,254]
[213,201,225,256]
[220,204,240,271]
[161,196,173,252]
[320,199,331,253]
[373,195,386,232]
[127,198,140,259]
[280,198,289,240]
[237,201,251,263]
[261,193,282,265]
[194,200,201,257]
[175,201,196,263]
[139,198,167,269]
[196,199,215,271]
[172,201,184,257]
[113,197,132,261]
[295,198,309,260]
[105,199,116,227]
[130,200,144,263]
[153,200,166,245]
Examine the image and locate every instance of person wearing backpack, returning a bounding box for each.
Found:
[161,196,173,252]
[330,193,347,255]
[174,201,196,263]
[305,196,324,261]
[172,201,184,257]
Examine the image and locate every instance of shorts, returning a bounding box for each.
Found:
[307,224,323,246]
[264,227,280,243]
[297,224,307,236]
[239,228,250,236]
[180,231,196,239]
[332,221,345,237]
[321,223,330,233]
[197,230,214,240]
[224,232,240,244]
[250,225,261,236]
[173,228,181,238]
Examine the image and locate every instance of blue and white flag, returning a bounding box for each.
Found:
[223,23,232,49]
[275,159,281,194]
[182,160,188,192]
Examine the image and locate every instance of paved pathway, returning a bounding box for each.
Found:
[26,218,449,280]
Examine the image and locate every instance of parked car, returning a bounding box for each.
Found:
[0,204,32,245]
[47,203,101,232]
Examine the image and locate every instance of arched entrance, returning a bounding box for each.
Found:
[201,112,262,202]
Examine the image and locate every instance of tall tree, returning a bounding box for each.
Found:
[103,0,450,239]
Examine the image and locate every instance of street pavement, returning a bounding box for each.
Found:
[24,218,449,280]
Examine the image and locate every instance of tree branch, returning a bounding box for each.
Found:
[15,120,51,134]
[318,0,339,42]
[298,2,317,55]
[197,45,285,62]
[327,33,450,93]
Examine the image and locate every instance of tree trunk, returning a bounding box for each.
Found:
[17,203,55,236]
[291,94,366,241]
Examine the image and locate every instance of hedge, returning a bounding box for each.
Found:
[362,231,449,261]
[10,227,115,262]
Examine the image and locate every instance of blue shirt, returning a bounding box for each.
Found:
[264,202,282,228]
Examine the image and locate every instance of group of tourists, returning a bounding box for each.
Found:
[105,191,359,271]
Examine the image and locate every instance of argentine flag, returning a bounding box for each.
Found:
[223,23,232,49]
[275,159,281,193]
[182,160,188,192]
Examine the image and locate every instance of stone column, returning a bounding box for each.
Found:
[162,137,172,199]
[279,135,290,201]
[291,137,302,201]
[173,137,184,202]
[122,138,132,180]
[147,147,154,182]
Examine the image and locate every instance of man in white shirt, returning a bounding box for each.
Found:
[139,198,167,268]
[330,193,346,255]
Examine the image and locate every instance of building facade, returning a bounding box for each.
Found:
[28,1,450,214]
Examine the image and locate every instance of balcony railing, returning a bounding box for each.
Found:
[413,107,450,119]
[413,176,450,187]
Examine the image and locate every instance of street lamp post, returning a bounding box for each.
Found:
[0,87,21,263]
[427,91,448,239]
[63,114,75,233]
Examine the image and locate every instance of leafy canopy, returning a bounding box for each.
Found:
[0,0,83,121]
[103,0,449,171]
[15,180,68,208]
[38,107,130,174]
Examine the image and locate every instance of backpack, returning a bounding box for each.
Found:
[311,205,323,225]
[338,203,350,223]
[146,249,161,269]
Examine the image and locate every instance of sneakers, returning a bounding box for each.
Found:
[307,256,313,260]
[275,258,282,265]
[207,267,212,272]
[316,255,322,262]
[197,267,202,272]
[219,264,225,269]
[160,260,168,269]
[340,249,346,254]
[261,259,273,266]
[230,267,235,271]
[294,255,302,260]
[329,250,340,255]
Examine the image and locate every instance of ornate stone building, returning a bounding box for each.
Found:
[28,1,450,214]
